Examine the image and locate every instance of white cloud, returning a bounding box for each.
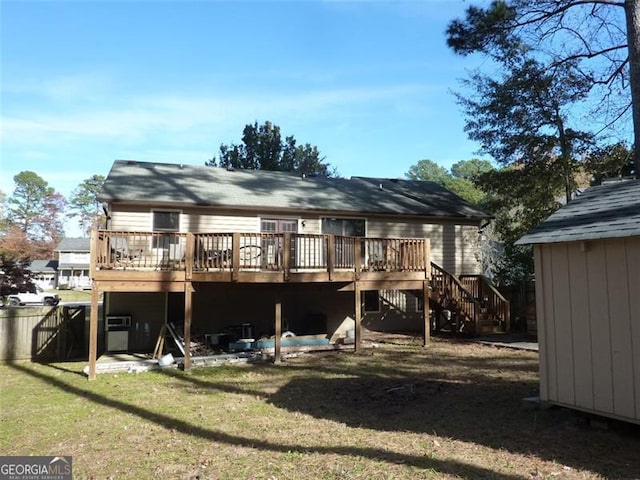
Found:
[2,72,115,102]
[2,83,436,148]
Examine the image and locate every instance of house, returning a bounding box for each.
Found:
[28,259,58,290]
[517,179,640,425]
[86,160,509,379]
[55,238,91,289]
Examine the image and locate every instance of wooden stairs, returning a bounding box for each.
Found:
[427,262,510,336]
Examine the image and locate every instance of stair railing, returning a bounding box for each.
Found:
[430,262,481,334]
[460,274,511,332]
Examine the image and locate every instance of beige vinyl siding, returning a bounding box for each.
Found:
[535,238,640,424]
[367,218,481,274]
[182,212,259,233]
[109,206,482,275]
[110,210,151,231]
[110,207,260,233]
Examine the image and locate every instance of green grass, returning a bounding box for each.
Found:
[1,336,639,479]
[45,289,95,303]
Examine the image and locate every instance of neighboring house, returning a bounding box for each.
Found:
[55,238,91,289]
[86,160,509,378]
[28,259,59,290]
[517,179,640,425]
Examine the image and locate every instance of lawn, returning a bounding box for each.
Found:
[46,288,94,303]
[1,335,638,479]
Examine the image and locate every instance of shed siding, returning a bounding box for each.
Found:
[534,249,549,401]
[540,245,558,402]
[551,244,575,406]
[536,238,640,424]
[605,241,635,419]
[586,241,614,414]
[567,244,593,410]
[627,238,640,420]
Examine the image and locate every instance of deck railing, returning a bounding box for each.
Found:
[95,230,190,270]
[94,230,431,276]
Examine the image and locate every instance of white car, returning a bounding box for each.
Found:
[7,288,60,307]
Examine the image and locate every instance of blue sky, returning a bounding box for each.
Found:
[1,0,492,228]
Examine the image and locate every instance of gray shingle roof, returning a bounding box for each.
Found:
[98,161,489,220]
[56,238,90,252]
[516,179,640,245]
[28,259,58,273]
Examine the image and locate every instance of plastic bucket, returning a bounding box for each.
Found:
[158,353,175,367]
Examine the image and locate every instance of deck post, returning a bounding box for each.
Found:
[283,233,291,281]
[232,233,240,281]
[354,281,362,352]
[423,280,430,347]
[185,233,194,281]
[89,228,98,279]
[183,281,193,370]
[327,235,335,281]
[423,239,430,278]
[88,281,100,380]
[274,297,282,364]
[354,238,362,280]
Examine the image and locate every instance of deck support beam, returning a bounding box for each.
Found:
[423,280,430,347]
[183,281,193,371]
[354,281,362,352]
[88,281,100,380]
[274,297,282,363]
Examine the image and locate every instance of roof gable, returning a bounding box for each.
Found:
[517,179,640,245]
[98,161,489,220]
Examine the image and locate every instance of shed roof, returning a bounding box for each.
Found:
[517,179,640,245]
[98,161,489,220]
[56,238,90,252]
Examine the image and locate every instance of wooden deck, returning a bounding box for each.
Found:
[86,230,509,380]
[87,230,433,380]
[91,230,431,286]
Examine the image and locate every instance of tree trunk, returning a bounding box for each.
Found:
[625,0,640,177]
[556,112,573,203]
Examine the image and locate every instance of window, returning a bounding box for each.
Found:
[416,294,424,312]
[152,211,180,248]
[322,218,365,267]
[261,219,298,234]
[363,290,380,313]
[153,211,180,231]
[321,218,365,237]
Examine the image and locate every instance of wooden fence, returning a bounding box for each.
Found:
[0,304,100,361]
[499,279,537,337]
